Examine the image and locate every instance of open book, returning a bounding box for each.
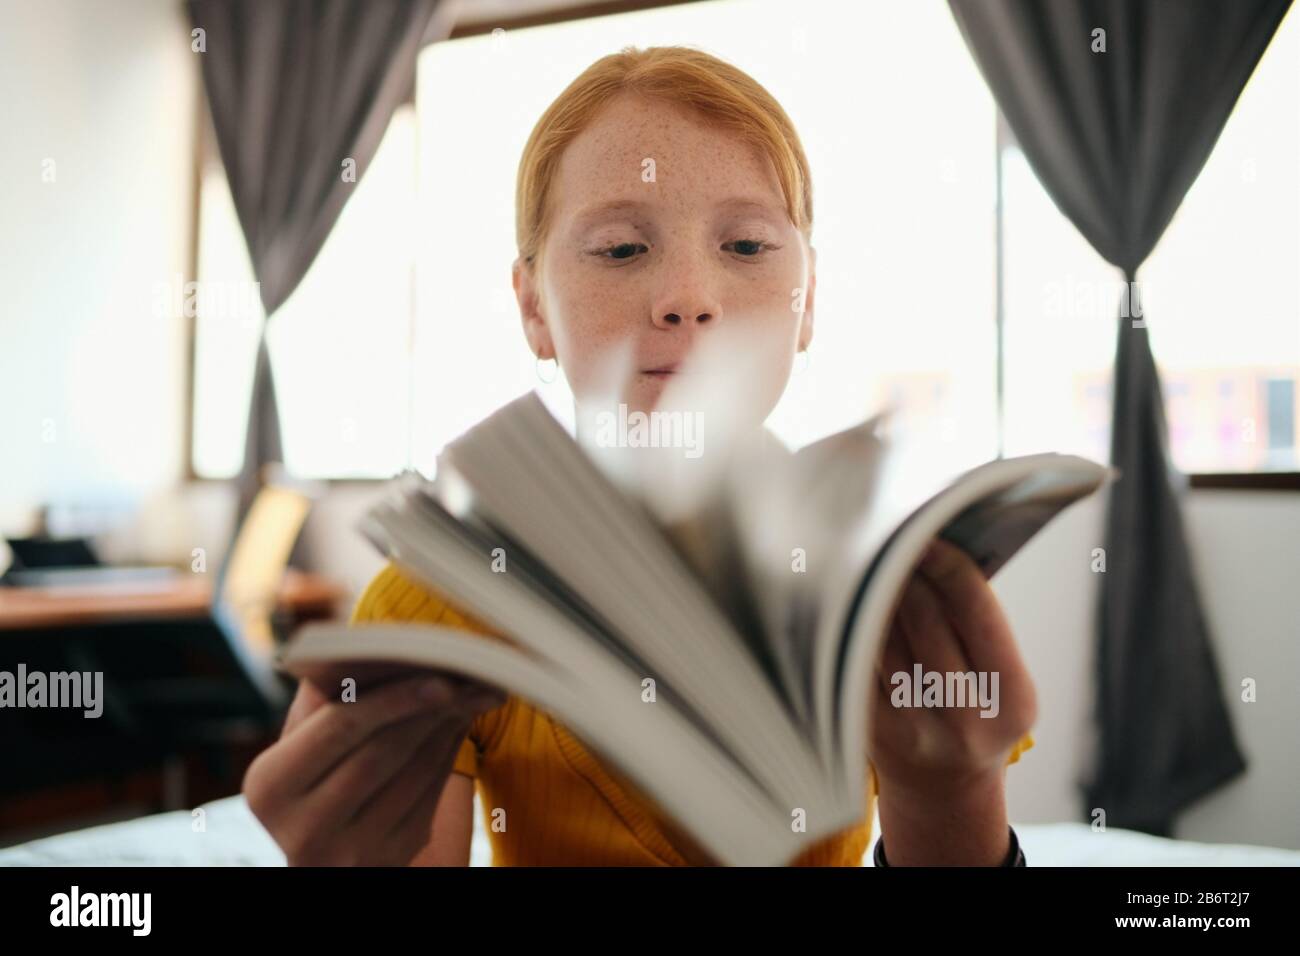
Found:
[281,391,1111,866]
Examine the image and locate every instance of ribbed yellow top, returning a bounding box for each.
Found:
[350,561,1033,866]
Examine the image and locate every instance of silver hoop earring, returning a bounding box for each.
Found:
[535,356,559,384]
[795,348,811,374]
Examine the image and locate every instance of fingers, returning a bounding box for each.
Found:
[376,776,448,866]
[300,708,459,830]
[874,609,911,702]
[282,679,329,736]
[273,716,433,864]
[346,708,470,835]
[870,540,1038,782]
[916,538,1018,677]
[917,538,1037,731]
[872,574,967,756]
[249,675,461,807]
[874,572,966,699]
[244,670,507,866]
[897,571,971,674]
[371,726,471,863]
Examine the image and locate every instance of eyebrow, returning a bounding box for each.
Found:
[569,195,784,229]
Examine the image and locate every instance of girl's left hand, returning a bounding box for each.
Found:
[867,537,1037,797]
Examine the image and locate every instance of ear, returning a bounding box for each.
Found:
[514,257,555,360]
[798,244,816,352]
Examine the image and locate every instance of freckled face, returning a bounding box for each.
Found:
[516,92,815,419]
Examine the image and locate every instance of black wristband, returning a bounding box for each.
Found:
[872,825,1025,867]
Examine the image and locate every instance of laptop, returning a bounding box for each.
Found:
[1,536,182,589]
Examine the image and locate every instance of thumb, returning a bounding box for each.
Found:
[282,679,330,734]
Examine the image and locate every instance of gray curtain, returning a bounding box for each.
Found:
[188,0,444,524]
[948,0,1291,834]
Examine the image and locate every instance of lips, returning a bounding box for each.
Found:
[640,363,682,376]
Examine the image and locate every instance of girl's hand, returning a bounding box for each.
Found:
[868,538,1036,850]
[243,671,503,866]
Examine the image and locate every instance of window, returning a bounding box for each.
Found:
[409,0,998,478]
[189,0,1297,481]
[191,107,417,479]
[1001,6,1299,473]
[190,144,263,479]
[191,0,997,480]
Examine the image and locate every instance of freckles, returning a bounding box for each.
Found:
[734,268,798,310]
[586,326,630,351]
[554,291,635,350]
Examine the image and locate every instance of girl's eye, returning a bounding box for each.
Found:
[595,242,648,260]
[590,239,775,261]
[725,239,772,257]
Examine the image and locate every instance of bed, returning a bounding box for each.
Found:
[1,795,1297,866]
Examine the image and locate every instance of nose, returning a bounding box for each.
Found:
[651,290,721,331]
[650,243,723,331]
[653,308,715,329]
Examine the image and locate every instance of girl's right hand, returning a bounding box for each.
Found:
[243,672,504,866]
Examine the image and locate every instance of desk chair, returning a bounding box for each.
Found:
[119,477,321,742]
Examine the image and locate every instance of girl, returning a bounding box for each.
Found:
[244,45,1036,867]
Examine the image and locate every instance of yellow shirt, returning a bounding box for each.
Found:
[350,560,1034,866]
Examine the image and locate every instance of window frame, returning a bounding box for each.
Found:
[183,0,1299,491]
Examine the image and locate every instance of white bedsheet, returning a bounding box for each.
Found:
[1,795,1296,866]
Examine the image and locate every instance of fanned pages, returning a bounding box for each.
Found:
[281,390,1113,865]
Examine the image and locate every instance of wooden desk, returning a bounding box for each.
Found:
[0,569,345,631]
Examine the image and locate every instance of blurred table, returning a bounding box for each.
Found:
[0,569,344,631]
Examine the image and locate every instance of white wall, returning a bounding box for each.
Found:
[0,0,197,534]
[996,490,1300,850]
[1175,492,1300,849]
